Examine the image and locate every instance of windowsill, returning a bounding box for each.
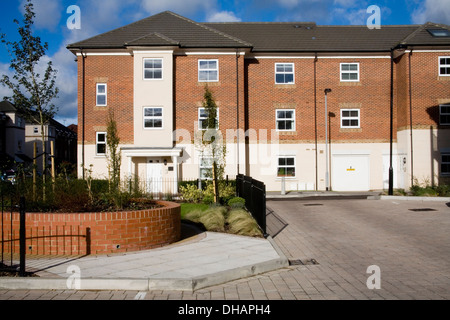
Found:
[277,131,297,135]
[275,84,296,89]
[276,177,297,180]
[198,82,220,86]
[438,76,450,81]
[339,81,361,86]
[340,128,362,132]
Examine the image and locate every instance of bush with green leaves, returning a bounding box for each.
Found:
[179,184,203,203]
[228,197,245,209]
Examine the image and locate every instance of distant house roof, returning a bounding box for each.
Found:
[67,11,450,53]
[0,101,18,113]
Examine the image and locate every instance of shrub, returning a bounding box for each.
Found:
[179,184,203,203]
[228,197,245,209]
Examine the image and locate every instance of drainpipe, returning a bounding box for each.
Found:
[314,53,318,190]
[81,48,86,180]
[409,48,414,188]
[389,49,394,195]
[236,49,240,176]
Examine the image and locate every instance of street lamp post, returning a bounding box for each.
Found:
[324,89,332,191]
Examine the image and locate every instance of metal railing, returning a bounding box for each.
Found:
[236,174,267,236]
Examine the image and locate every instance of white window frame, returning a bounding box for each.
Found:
[341,109,361,128]
[275,63,295,84]
[276,109,296,132]
[198,107,219,131]
[96,83,107,106]
[143,107,163,129]
[199,156,213,180]
[277,156,296,178]
[198,59,219,82]
[96,132,107,156]
[440,104,450,125]
[439,56,450,76]
[340,63,360,82]
[143,58,163,80]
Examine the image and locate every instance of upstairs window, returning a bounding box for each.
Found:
[144,58,163,80]
[199,60,218,82]
[340,63,360,82]
[439,57,450,76]
[341,109,360,128]
[276,109,295,131]
[143,107,163,129]
[198,107,219,130]
[440,104,450,125]
[96,83,107,106]
[96,132,106,156]
[275,63,294,84]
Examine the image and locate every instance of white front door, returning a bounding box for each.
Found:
[147,159,163,194]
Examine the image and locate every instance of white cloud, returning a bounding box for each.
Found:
[207,11,242,22]
[19,0,63,31]
[411,0,450,24]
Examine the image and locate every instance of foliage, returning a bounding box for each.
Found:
[179,180,236,205]
[179,184,203,203]
[228,197,246,209]
[106,110,121,193]
[226,209,263,237]
[0,0,59,201]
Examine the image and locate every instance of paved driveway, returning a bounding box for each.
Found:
[266,198,450,300]
[1,198,449,300]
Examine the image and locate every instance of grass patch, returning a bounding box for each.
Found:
[180,203,209,219]
[227,209,263,237]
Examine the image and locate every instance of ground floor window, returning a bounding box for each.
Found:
[96,132,106,156]
[199,157,213,180]
[277,156,296,177]
[442,154,450,175]
[440,104,450,125]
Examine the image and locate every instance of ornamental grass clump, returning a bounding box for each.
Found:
[226,209,263,238]
[198,206,227,232]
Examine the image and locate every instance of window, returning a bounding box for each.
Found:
[33,127,38,134]
[439,57,450,76]
[428,29,450,37]
[277,157,296,178]
[341,109,360,128]
[198,60,218,82]
[96,132,106,156]
[275,63,294,84]
[276,109,295,131]
[340,63,360,82]
[198,108,219,130]
[96,83,107,106]
[440,104,450,125]
[199,157,213,180]
[144,107,163,129]
[144,58,163,80]
[442,154,450,175]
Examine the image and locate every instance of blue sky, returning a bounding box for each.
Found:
[1,0,449,125]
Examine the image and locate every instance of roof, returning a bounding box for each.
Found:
[67,11,251,50]
[0,101,17,113]
[67,11,450,53]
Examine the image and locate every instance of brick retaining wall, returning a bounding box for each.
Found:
[0,201,181,256]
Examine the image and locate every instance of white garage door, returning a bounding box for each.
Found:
[332,154,370,191]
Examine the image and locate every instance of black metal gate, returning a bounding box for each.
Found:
[236,174,267,236]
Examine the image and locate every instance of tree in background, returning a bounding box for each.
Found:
[0,0,59,200]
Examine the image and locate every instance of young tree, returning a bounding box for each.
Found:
[106,110,121,193]
[0,0,59,200]
[199,87,227,204]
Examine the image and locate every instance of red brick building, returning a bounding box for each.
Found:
[67,11,450,192]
